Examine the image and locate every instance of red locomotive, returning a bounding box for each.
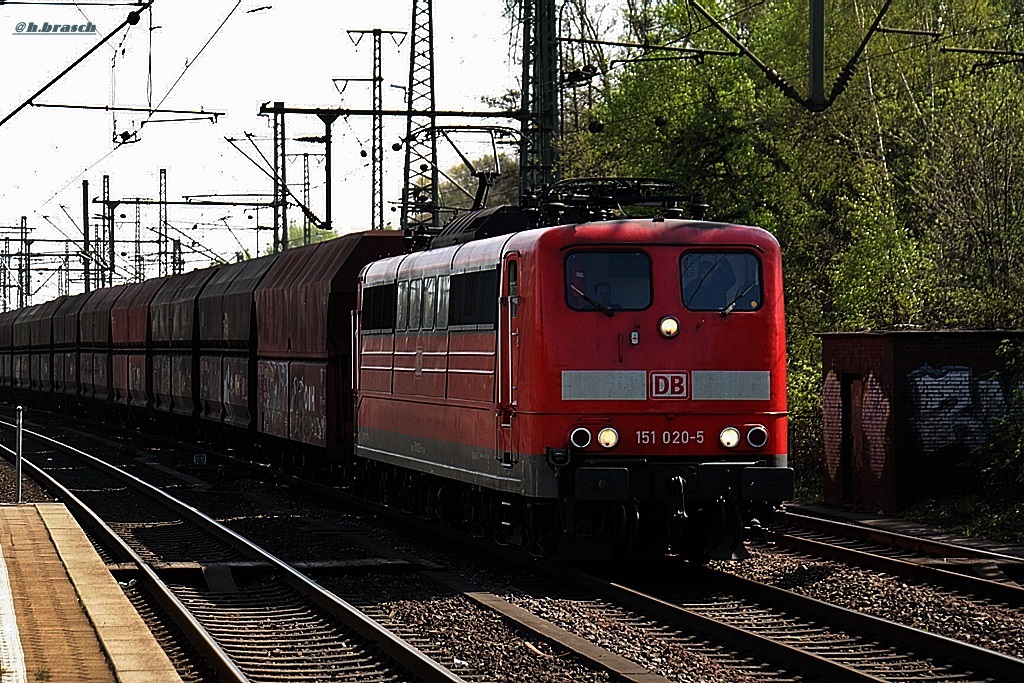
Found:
[356,180,792,560]
[0,179,792,561]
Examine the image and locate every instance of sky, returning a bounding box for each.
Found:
[0,0,526,301]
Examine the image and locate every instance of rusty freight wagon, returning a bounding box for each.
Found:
[52,292,93,403]
[111,279,164,418]
[197,253,279,440]
[149,269,218,424]
[254,231,405,459]
[80,285,127,411]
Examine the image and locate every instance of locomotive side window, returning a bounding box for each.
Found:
[681,252,763,312]
[449,268,499,329]
[564,251,651,311]
[436,275,450,330]
[396,280,409,330]
[408,279,423,330]
[421,276,437,330]
[361,283,396,333]
[508,261,519,318]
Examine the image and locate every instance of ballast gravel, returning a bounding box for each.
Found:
[715,544,1024,660]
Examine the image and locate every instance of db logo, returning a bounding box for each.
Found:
[650,372,688,398]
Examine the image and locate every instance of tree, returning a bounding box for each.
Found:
[437,154,521,214]
[263,221,339,256]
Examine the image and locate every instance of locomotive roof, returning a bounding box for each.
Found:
[429,178,712,249]
[361,218,778,287]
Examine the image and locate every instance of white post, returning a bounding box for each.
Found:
[15,406,23,504]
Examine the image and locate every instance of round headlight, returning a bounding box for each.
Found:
[719,427,741,449]
[747,425,769,448]
[659,316,680,338]
[597,428,619,448]
[569,427,592,449]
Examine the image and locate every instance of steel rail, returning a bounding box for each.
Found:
[546,562,892,683]
[772,528,1024,606]
[334,481,1024,681]
[708,570,1024,682]
[1,421,466,683]
[233,452,883,683]
[783,510,1024,562]
[0,436,249,683]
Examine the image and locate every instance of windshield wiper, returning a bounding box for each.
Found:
[721,281,757,317]
[571,284,615,317]
[684,254,728,309]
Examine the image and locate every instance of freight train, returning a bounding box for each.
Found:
[0,179,793,561]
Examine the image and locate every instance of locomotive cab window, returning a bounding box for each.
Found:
[361,283,396,333]
[565,251,651,312]
[681,252,763,312]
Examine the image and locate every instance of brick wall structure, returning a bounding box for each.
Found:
[821,331,1024,512]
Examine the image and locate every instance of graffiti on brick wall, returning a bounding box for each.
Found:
[862,374,890,477]
[824,371,840,481]
[906,365,1005,454]
[823,370,890,480]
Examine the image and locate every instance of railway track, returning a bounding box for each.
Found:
[774,509,1024,605]
[6,413,1024,682]
[603,565,1024,682]
[0,419,463,683]
[390,518,1024,683]
[0,415,708,681]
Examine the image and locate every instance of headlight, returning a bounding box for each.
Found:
[659,316,680,338]
[597,427,619,448]
[747,425,769,448]
[719,427,741,448]
[569,427,592,449]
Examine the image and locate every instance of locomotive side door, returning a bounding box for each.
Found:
[497,253,521,467]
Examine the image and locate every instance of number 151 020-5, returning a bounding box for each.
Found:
[635,430,705,445]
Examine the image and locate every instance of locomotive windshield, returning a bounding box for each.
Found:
[681,252,763,312]
[565,251,652,312]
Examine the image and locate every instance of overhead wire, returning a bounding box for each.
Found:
[217,215,249,257]
[147,6,153,109]
[144,0,242,126]
[36,144,122,209]
[9,3,253,295]
[105,0,241,140]
[108,3,142,140]
[3,1,139,4]
[38,214,79,246]
[162,220,229,264]
[32,2,245,230]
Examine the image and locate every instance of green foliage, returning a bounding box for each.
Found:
[974,341,1024,490]
[787,345,824,499]
[437,154,521,212]
[827,183,935,330]
[288,221,339,247]
[904,495,1024,544]
[262,222,338,256]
